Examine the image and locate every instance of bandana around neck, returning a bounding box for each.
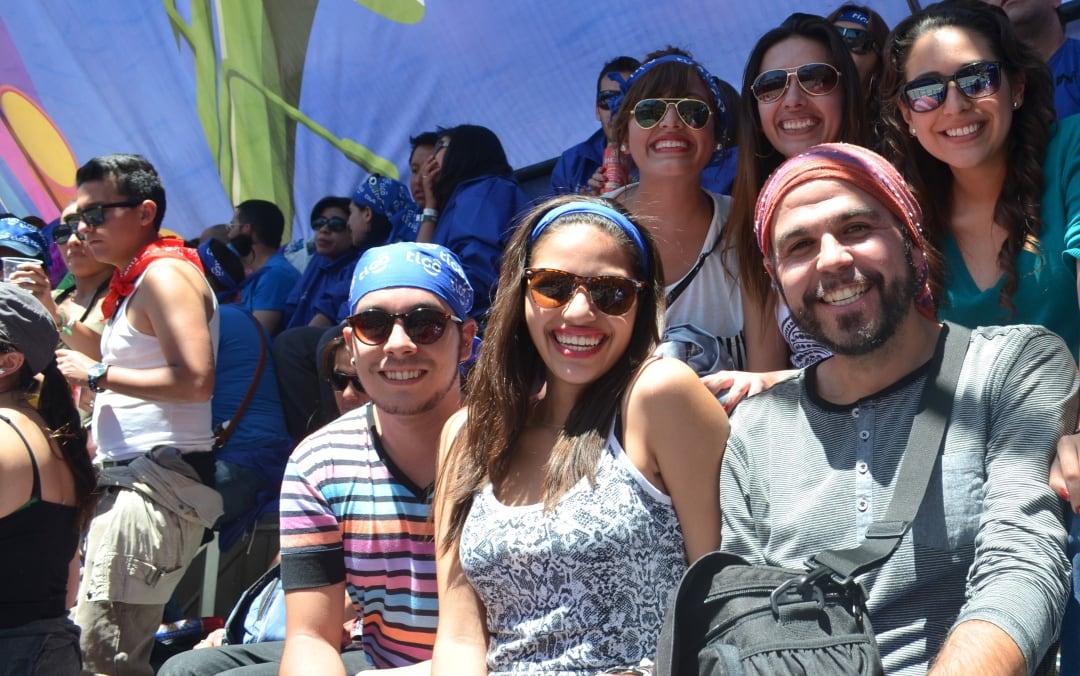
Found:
[101,236,203,320]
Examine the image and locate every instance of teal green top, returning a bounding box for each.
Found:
[940,115,1080,361]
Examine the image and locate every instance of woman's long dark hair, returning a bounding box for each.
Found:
[432,124,514,209]
[880,0,1055,315]
[436,195,665,553]
[725,13,868,317]
[15,358,96,530]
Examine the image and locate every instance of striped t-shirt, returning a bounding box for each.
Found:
[279,404,437,667]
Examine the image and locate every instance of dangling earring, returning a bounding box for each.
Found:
[910,127,917,137]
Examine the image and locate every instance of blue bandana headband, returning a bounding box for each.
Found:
[836,9,870,27]
[610,54,727,137]
[348,242,474,319]
[352,174,414,219]
[196,240,240,295]
[529,201,651,277]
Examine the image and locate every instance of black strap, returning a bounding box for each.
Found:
[0,412,41,501]
[810,323,972,581]
[665,235,720,307]
[213,311,268,451]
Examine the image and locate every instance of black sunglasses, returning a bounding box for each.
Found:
[312,216,348,233]
[523,267,644,316]
[53,217,87,244]
[751,63,841,103]
[347,307,461,346]
[902,61,1002,113]
[596,89,620,111]
[329,370,364,392]
[70,200,142,228]
[632,98,712,130]
[836,26,877,56]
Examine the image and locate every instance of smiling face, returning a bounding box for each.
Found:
[344,287,474,416]
[757,36,845,159]
[626,77,716,181]
[312,205,352,258]
[525,222,637,393]
[899,26,1020,175]
[769,179,919,356]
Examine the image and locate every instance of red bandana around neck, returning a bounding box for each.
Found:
[101,237,204,320]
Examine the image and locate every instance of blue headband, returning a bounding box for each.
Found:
[611,54,727,137]
[196,240,241,294]
[529,201,650,276]
[352,174,414,219]
[348,242,474,319]
[836,9,870,27]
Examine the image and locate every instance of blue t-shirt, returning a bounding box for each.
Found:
[941,115,1080,360]
[434,175,530,317]
[213,304,294,483]
[282,248,360,329]
[239,251,301,318]
[1050,38,1080,121]
[550,128,606,196]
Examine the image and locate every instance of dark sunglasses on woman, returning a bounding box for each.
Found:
[346,307,461,346]
[523,267,644,316]
[52,217,87,244]
[902,61,1002,113]
[312,216,348,233]
[632,98,712,130]
[329,370,364,392]
[836,26,877,56]
[751,63,841,103]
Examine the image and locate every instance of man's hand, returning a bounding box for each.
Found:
[700,369,798,413]
[56,348,97,387]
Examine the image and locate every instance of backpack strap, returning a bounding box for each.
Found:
[809,322,972,581]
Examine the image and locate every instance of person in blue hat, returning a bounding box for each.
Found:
[0,214,51,271]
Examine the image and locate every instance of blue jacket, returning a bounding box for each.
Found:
[550,128,606,195]
[282,248,360,329]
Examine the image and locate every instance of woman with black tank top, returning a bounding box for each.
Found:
[0,284,96,675]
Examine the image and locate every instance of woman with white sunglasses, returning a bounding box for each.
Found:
[881,2,1080,671]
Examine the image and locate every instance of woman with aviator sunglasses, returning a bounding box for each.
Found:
[431,196,727,675]
[882,3,1080,670]
[606,47,786,407]
[723,13,867,374]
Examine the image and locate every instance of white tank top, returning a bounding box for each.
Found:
[93,261,220,462]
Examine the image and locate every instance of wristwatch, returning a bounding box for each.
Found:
[87,362,110,393]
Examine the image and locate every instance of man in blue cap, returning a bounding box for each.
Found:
[0,214,51,269]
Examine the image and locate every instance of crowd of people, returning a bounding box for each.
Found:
[2,0,1080,675]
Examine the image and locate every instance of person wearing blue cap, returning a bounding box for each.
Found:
[0,214,51,272]
[349,173,419,246]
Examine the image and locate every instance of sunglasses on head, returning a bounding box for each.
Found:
[53,217,87,244]
[596,89,620,111]
[902,61,1002,113]
[632,98,712,130]
[312,216,348,233]
[523,267,644,316]
[329,370,364,392]
[69,200,142,228]
[751,63,841,103]
[836,26,876,55]
[347,307,461,346]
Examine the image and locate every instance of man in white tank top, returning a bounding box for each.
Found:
[57,154,220,676]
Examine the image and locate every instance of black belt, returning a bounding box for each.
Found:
[98,457,136,469]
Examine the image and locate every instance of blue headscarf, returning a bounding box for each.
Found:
[348,242,473,319]
[352,175,419,242]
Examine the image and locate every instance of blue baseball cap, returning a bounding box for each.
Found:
[0,216,50,269]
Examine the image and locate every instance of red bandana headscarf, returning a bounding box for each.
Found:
[101,236,204,320]
[754,142,936,320]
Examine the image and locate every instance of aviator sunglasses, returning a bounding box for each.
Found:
[632,98,712,130]
[312,216,348,233]
[53,215,87,244]
[751,63,841,103]
[329,370,364,392]
[347,307,461,346]
[902,61,1002,113]
[836,26,877,56]
[524,268,645,316]
[69,200,142,228]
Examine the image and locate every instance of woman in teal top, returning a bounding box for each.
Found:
[881,3,1080,673]
[881,1,1079,360]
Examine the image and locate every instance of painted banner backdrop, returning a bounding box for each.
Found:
[0,0,913,241]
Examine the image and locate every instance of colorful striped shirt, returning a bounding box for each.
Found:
[279,404,437,667]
